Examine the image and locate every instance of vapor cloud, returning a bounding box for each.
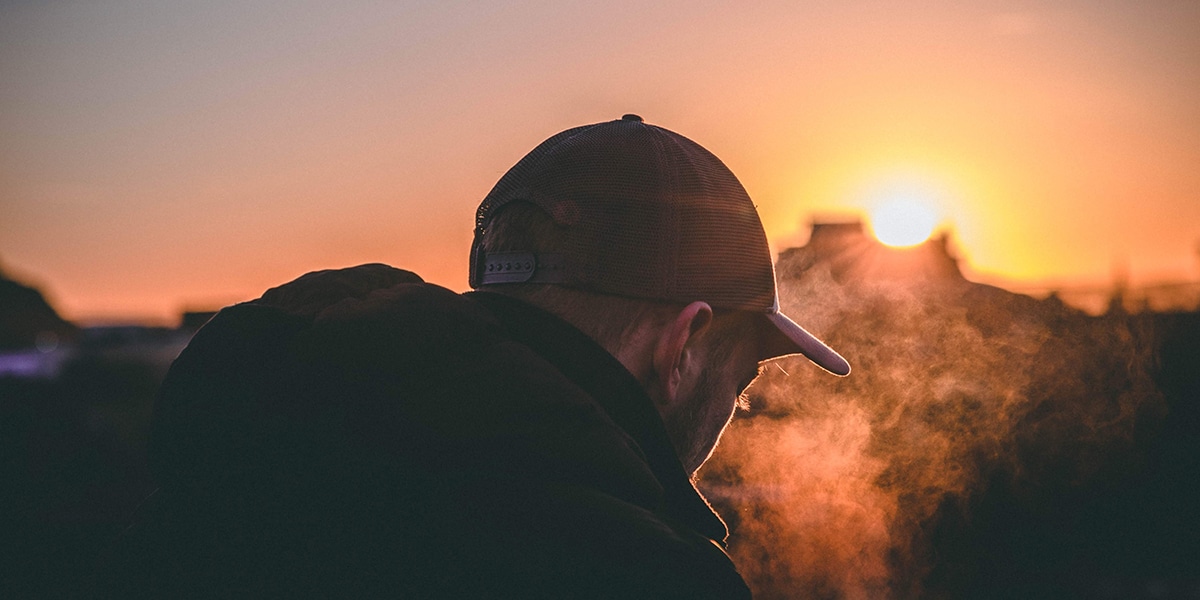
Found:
[701,242,1162,599]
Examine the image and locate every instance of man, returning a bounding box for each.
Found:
[94,115,848,598]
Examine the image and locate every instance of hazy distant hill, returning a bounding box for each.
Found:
[0,265,78,350]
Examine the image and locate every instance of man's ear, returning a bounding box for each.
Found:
[651,301,713,408]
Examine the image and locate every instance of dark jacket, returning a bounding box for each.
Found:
[94,264,751,599]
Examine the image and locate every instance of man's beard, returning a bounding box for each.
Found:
[663,363,736,475]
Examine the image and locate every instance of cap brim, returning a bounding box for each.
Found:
[759,311,851,376]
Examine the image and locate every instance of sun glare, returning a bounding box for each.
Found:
[870,198,938,247]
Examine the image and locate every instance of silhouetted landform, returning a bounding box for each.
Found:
[0,267,211,379]
[701,219,1200,599]
[0,264,78,350]
[782,220,963,283]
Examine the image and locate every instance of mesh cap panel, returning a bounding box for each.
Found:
[471,116,775,311]
[469,115,850,375]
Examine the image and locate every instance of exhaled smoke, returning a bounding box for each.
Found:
[699,232,1163,599]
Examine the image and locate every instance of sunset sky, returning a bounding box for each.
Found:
[2,1,1198,323]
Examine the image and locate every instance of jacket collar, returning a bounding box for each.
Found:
[466,291,729,545]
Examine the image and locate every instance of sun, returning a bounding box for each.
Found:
[869,198,939,247]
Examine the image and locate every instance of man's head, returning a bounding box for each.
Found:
[471,115,848,472]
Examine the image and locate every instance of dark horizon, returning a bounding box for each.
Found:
[3,218,1198,336]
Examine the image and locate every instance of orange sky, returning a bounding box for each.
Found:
[2,1,1198,323]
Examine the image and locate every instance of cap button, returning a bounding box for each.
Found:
[621,114,643,122]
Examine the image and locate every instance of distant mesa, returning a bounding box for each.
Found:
[773,217,1057,341]
[779,218,962,285]
[778,218,1200,315]
[0,262,219,379]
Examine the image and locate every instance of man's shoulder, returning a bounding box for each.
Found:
[153,263,654,495]
[248,263,481,323]
[108,264,752,599]
[188,263,505,366]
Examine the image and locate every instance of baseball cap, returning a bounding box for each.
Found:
[470,114,849,376]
